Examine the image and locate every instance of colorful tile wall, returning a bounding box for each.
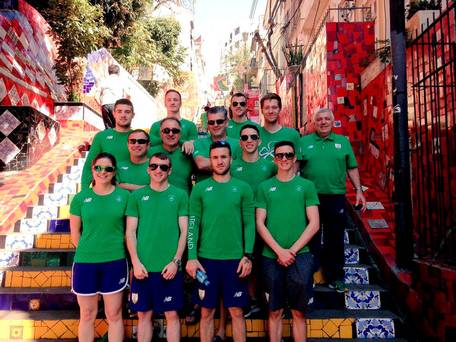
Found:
[3,269,71,288]
[34,233,74,249]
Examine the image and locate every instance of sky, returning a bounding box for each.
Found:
[193,0,267,80]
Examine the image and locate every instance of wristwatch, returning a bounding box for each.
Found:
[172,258,182,267]
[243,253,254,262]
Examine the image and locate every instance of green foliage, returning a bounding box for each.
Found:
[283,42,303,67]
[224,43,252,91]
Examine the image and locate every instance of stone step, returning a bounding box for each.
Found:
[1,266,72,288]
[27,205,70,221]
[15,218,70,234]
[0,233,74,250]
[0,287,76,311]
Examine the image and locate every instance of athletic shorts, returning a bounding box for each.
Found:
[130,272,184,313]
[194,258,249,309]
[72,258,129,296]
[262,252,314,312]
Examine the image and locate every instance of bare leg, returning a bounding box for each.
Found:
[164,310,180,342]
[228,307,246,342]
[200,307,216,342]
[103,292,124,342]
[291,309,307,342]
[268,309,283,342]
[215,298,226,339]
[137,311,153,342]
[77,295,98,342]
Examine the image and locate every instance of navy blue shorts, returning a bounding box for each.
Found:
[71,258,129,296]
[195,258,249,309]
[262,252,314,312]
[130,272,184,313]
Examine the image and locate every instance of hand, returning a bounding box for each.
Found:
[186,259,204,279]
[237,256,252,278]
[182,141,194,155]
[161,261,178,280]
[355,190,367,213]
[133,260,148,280]
[276,248,296,267]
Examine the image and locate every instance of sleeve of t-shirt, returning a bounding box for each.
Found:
[81,133,102,188]
[305,180,320,207]
[192,139,205,158]
[242,184,255,254]
[345,137,358,169]
[187,122,198,141]
[188,186,202,259]
[69,192,82,216]
[125,191,139,217]
[292,130,302,160]
[149,121,162,147]
[256,182,267,209]
[178,191,189,216]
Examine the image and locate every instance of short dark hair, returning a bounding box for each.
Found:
[160,117,181,127]
[91,152,117,186]
[207,106,228,120]
[273,140,295,154]
[150,152,172,168]
[209,140,231,156]
[128,129,149,140]
[231,92,247,101]
[114,98,134,112]
[260,93,282,110]
[165,89,182,101]
[240,124,260,136]
[108,64,120,75]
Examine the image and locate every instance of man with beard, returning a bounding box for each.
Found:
[81,98,134,188]
[227,93,259,139]
[186,141,255,342]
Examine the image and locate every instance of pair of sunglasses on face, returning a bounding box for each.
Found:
[149,163,170,171]
[232,101,246,107]
[207,119,226,126]
[128,138,149,145]
[161,128,181,134]
[93,165,116,173]
[274,152,295,160]
[240,134,259,141]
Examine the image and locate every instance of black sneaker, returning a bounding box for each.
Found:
[244,300,261,318]
[328,280,348,293]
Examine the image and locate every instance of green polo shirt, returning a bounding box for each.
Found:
[149,118,198,146]
[258,126,301,160]
[231,157,277,196]
[256,176,319,258]
[117,160,150,187]
[226,119,260,139]
[81,129,132,189]
[300,132,358,194]
[148,145,193,193]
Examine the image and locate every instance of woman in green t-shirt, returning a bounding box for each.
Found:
[70,152,130,342]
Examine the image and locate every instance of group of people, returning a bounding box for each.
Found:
[70,89,366,342]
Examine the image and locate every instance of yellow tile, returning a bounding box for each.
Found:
[311,319,323,329]
[33,272,49,287]
[340,323,353,338]
[34,325,49,339]
[23,325,34,340]
[309,329,324,338]
[95,319,108,337]
[11,272,23,287]
[282,323,291,337]
[5,271,12,286]
[50,321,68,338]
[9,325,24,340]
[22,276,32,287]
[59,205,70,218]
[322,319,339,337]
[314,269,325,284]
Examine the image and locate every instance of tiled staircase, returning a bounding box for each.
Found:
[0,153,408,340]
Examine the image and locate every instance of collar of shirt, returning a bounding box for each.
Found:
[314,132,335,141]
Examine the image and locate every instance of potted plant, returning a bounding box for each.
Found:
[283,40,303,73]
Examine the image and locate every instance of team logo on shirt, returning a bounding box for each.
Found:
[205,186,213,192]
[307,145,314,149]
[121,166,129,170]
[295,185,304,192]
[164,296,173,302]
[198,289,205,300]
[265,292,270,302]
[233,291,243,298]
[269,187,277,192]
[231,186,239,193]
[142,196,150,201]
[259,142,276,159]
[84,197,92,203]
[131,292,138,304]
[168,194,176,202]
[335,143,342,149]
[115,196,123,202]
[236,166,243,172]
[106,135,113,140]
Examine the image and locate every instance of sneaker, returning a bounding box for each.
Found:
[328,280,348,293]
[244,300,261,318]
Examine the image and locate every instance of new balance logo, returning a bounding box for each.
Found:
[119,277,126,284]
[236,167,243,172]
[142,196,150,201]
[205,186,213,192]
[106,135,113,140]
[121,166,128,170]
[84,197,92,203]
[269,187,277,192]
[233,291,243,298]
[164,296,173,302]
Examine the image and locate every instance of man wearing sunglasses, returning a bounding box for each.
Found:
[227,93,259,139]
[149,89,198,155]
[186,141,255,342]
[300,108,366,293]
[126,152,188,342]
[81,98,135,188]
[256,141,320,342]
[192,106,240,181]
[148,118,193,194]
[258,93,300,161]
[116,129,150,191]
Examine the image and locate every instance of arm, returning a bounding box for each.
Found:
[289,206,320,253]
[193,155,212,172]
[69,214,81,247]
[237,187,255,278]
[347,167,366,212]
[125,216,148,279]
[162,216,188,280]
[256,208,296,266]
[149,122,162,147]
[117,183,145,191]
[186,189,205,278]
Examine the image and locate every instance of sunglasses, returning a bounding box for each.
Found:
[161,128,181,134]
[128,138,149,144]
[207,119,226,126]
[93,165,116,172]
[240,134,259,141]
[274,152,295,160]
[232,101,246,107]
[149,163,170,171]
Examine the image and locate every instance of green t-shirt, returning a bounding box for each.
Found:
[256,176,319,258]
[81,129,132,188]
[226,119,260,139]
[126,185,188,272]
[70,187,129,263]
[258,126,301,160]
[300,132,358,194]
[117,160,150,187]
[188,177,255,260]
[231,157,277,196]
[148,145,193,193]
[149,118,198,147]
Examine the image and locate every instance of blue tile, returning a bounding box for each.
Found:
[345,290,381,309]
[48,219,70,233]
[356,318,395,338]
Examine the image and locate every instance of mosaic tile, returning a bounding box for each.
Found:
[4,269,72,288]
[62,171,82,184]
[34,233,74,249]
[48,219,70,233]
[0,78,6,102]
[345,290,381,309]
[0,137,21,164]
[345,247,360,264]
[344,230,350,244]
[368,219,389,229]
[31,205,59,220]
[42,192,69,207]
[0,250,20,267]
[58,206,70,219]
[5,234,34,250]
[356,318,395,338]
[344,266,370,284]
[0,110,21,136]
[20,219,48,234]
[52,182,77,196]
[366,201,385,210]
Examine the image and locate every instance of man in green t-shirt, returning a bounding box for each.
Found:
[258,93,301,161]
[300,108,366,293]
[148,118,193,193]
[227,92,259,138]
[81,98,135,188]
[256,141,320,342]
[126,152,188,342]
[117,129,150,191]
[186,141,255,342]
[149,89,198,154]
